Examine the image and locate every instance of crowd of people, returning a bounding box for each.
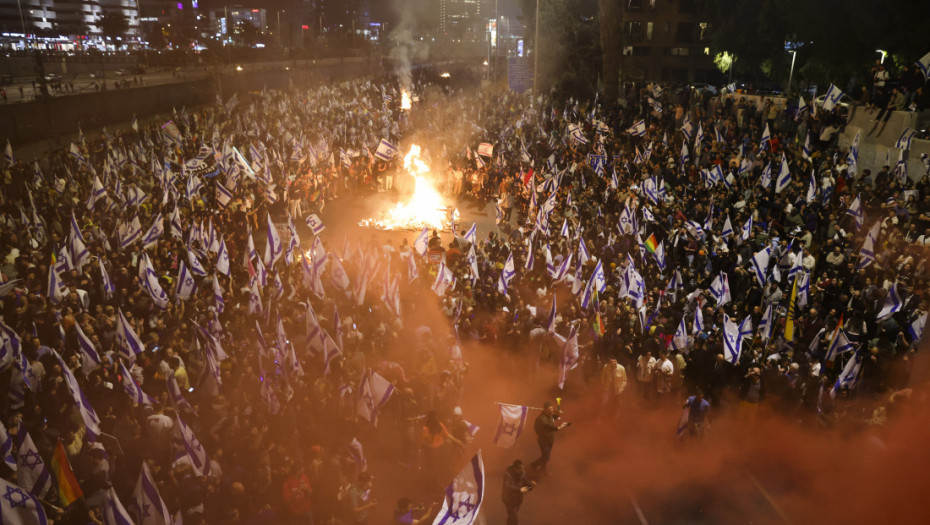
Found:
[0,59,928,525]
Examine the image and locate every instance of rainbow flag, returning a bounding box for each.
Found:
[644,234,658,254]
[50,439,83,506]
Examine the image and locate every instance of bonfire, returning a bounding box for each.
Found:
[359,145,450,231]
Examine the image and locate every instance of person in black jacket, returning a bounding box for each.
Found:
[501,460,535,525]
[529,402,568,477]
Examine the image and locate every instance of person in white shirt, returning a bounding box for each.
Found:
[655,350,674,398]
[636,351,656,399]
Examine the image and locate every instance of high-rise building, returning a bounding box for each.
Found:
[618,0,715,83]
[438,0,483,43]
[0,0,141,47]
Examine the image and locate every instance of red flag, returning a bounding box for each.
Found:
[522,168,534,186]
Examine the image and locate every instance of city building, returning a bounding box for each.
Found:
[438,0,487,44]
[619,0,716,83]
[0,0,141,49]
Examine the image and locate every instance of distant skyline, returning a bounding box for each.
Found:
[196,0,524,24]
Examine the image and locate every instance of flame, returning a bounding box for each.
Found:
[360,144,448,231]
[401,89,412,110]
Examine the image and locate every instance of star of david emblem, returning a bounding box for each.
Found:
[20,449,42,469]
[363,392,375,410]
[501,422,517,435]
[141,502,152,518]
[3,485,29,508]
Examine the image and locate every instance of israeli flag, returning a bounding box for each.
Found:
[714,126,725,143]
[775,155,791,193]
[174,413,211,476]
[758,304,774,342]
[618,203,636,234]
[414,227,429,256]
[216,183,234,208]
[693,306,704,335]
[432,451,486,525]
[917,51,930,81]
[119,215,143,248]
[908,312,927,342]
[116,309,145,365]
[118,360,156,406]
[141,213,165,249]
[47,265,63,305]
[760,162,772,188]
[176,261,196,301]
[74,321,102,376]
[846,195,864,228]
[356,368,395,425]
[305,213,325,235]
[464,222,477,244]
[877,282,904,320]
[70,142,85,163]
[722,314,743,364]
[626,119,646,136]
[721,215,734,238]
[680,142,690,165]
[16,431,52,498]
[374,138,399,161]
[823,329,854,364]
[895,127,917,151]
[568,123,588,144]
[760,123,771,149]
[0,421,14,472]
[740,216,753,241]
[551,253,573,283]
[99,258,115,298]
[139,253,169,309]
[831,351,863,399]
[653,240,666,271]
[591,259,607,293]
[53,350,101,440]
[134,462,173,525]
[751,247,770,286]
[709,272,731,306]
[433,261,456,296]
[546,295,558,333]
[802,132,812,160]
[558,324,580,388]
[493,404,529,448]
[821,83,844,111]
[671,316,689,351]
[525,242,535,271]
[578,237,590,265]
[847,131,860,175]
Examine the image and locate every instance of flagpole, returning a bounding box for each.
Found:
[497,402,546,411]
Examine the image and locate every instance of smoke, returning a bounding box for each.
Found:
[388,0,431,89]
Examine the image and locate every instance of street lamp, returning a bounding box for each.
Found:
[786,49,797,95]
[876,49,887,64]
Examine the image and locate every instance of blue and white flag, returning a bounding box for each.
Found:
[104,487,136,525]
[858,222,880,269]
[568,123,587,144]
[709,272,731,306]
[493,404,528,448]
[824,329,854,364]
[432,451,485,525]
[720,215,734,238]
[464,222,477,245]
[577,237,590,265]
[618,203,636,234]
[714,126,725,143]
[693,306,704,335]
[672,315,689,351]
[264,213,282,268]
[0,477,48,525]
[877,283,904,320]
[134,462,172,525]
[175,261,196,301]
[15,432,51,498]
[831,351,863,399]
[216,183,234,208]
[116,309,144,365]
[557,324,580,389]
[141,213,164,249]
[722,314,743,365]
[775,155,791,193]
[70,142,85,164]
[741,216,753,241]
[99,258,115,299]
[846,195,864,229]
[356,368,395,425]
[751,247,770,286]
[821,83,845,111]
[626,119,646,137]
[550,253,573,283]
[74,321,102,376]
[0,420,14,471]
[796,271,811,309]
[374,138,399,161]
[907,312,927,342]
[414,227,429,256]
[758,304,774,342]
[760,162,772,189]
[760,123,771,150]
[802,133,812,161]
[917,51,930,81]
[3,140,13,166]
[433,261,456,296]
[174,414,210,476]
[654,240,666,271]
[47,265,63,305]
[215,237,230,276]
[54,349,101,439]
[139,253,169,309]
[847,131,860,175]
[118,359,156,406]
[306,214,325,235]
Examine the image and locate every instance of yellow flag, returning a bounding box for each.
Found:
[785,276,799,342]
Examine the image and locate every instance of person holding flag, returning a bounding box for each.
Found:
[529,401,569,478]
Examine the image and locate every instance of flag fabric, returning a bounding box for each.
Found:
[877,283,903,320]
[306,214,325,235]
[824,329,854,365]
[709,272,731,306]
[477,142,494,157]
[356,369,395,425]
[174,414,210,476]
[216,238,230,276]
[116,309,145,365]
[3,140,13,166]
[264,213,282,268]
[414,228,429,256]
[750,247,770,286]
[176,261,196,301]
[139,253,169,309]
[74,322,101,376]
[103,487,136,525]
[493,404,529,448]
[653,240,666,271]
[821,83,845,111]
[53,350,101,440]
[831,351,863,398]
[50,440,83,507]
[431,451,485,525]
[671,315,689,351]
[47,265,63,305]
[374,138,399,161]
[720,215,734,238]
[118,360,156,406]
[741,216,753,241]
[760,123,771,149]
[464,222,477,245]
[16,432,52,499]
[626,119,646,136]
[133,462,172,525]
[644,234,658,254]
[722,314,743,365]
[433,261,456,296]
[141,213,164,248]
[758,304,774,342]
[858,222,879,269]
[0,477,48,525]
[0,420,15,471]
[907,312,927,342]
[917,51,930,80]
[776,155,791,193]
[557,325,580,389]
[693,306,704,335]
[847,195,864,228]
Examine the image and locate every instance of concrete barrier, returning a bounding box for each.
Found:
[838,108,930,179]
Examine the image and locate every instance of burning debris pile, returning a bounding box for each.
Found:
[359,145,450,231]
